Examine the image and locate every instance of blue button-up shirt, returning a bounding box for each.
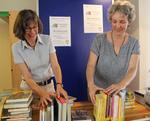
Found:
[12,34,56,82]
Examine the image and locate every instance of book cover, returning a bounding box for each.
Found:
[56,96,67,121]
[39,99,54,121]
[6,117,32,121]
[72,110,93,121]
[8,107,30,112]
[4,96,33,109]
[6,90,32,103]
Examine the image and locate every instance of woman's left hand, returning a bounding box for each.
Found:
[56,84,68,101]
[104,82,126,95]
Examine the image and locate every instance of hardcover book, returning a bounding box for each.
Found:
[72,110,93,121]
[5,90,32,103]
[4,96,33,109]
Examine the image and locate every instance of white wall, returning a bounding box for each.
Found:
[126,0,140,90]
[0,0,38,11]
[139,0,150,89]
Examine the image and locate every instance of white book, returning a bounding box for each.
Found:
[6,90,32,103]
[6,117,32,121]
[51,103,54,121]
[8,107,30,112]
[46,105,51,121]
[10,109,30,115]
[2,112,30,119]
[57,100,62,121]
[134,90,146,97]
[66,103,71,121]
[39,109,46,121]
[4,96,33,109]
[112,95,119,121]
[62,102,67,121]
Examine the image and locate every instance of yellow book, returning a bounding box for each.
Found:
[118,97,122,121]
[101,92,107,121]
[94,93,104,121]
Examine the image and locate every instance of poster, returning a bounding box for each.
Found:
[83,4,103,33]
[49,16,71,46]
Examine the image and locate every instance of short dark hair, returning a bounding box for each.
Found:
[13,9,43,40]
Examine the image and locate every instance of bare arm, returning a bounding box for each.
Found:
[17,63,54,108]
[50,53,68,99]
[86,51,97,87]
[105,54,139,94]
[86,51,104,104]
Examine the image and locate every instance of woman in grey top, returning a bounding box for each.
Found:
[86,1,139,104]
[12,9,68,108]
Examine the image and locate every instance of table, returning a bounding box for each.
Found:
[32,101,150,121]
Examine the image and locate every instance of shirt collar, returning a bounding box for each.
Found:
[21,34,44,49]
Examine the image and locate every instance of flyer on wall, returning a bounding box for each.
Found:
[49,16,71,46]
[83,4,103,33]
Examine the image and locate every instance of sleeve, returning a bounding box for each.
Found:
[48,36,56,54]
[90,34,101,56]
[12,44,24,64]
[132,40,140,54]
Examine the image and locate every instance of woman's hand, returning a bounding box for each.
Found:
[104,82,126,95]
[39,90,55,110]
[88,84,104,104]
[56,84,68,101]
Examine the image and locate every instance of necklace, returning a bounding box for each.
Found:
[111,31,126,56]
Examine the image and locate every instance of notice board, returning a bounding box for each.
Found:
[39,0,112,101]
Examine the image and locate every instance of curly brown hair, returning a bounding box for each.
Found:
[108,1,136,24]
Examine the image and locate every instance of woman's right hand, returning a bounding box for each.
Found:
[88,84,104,104]
[39,90,55,109]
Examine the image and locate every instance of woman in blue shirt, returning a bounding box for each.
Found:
[86,1,139,104]
[12,9,68,108]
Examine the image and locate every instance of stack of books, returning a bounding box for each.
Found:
[2,90,33,121]
[93,91,126,121]
[134,90,146,106]
[125,91,135,109]
[39,96,76,121]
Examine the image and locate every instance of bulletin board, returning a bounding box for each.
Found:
[39,0,112,101]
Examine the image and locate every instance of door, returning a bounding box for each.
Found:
[9,11,21,89]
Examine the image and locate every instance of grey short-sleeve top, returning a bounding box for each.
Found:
[91,33,140,88]
[12,34,56,82]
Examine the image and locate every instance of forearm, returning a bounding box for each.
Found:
[25,78,46,97]
[52,64,62,84]
[119,67,138,88]
[86,64,95,88]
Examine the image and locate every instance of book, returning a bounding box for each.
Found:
[72,110,93,121]
[56,96,67,121]
[5,90,32,103]
[39,101,54,121]
[134,90,145,105]
[0,89,19,98]
[2,112,31,119]
[8,107,30,112]
[10,109,30,115]
[4,96,33,109]
[6,117,32,121]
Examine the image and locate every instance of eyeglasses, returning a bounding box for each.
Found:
[25,26,38,32]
